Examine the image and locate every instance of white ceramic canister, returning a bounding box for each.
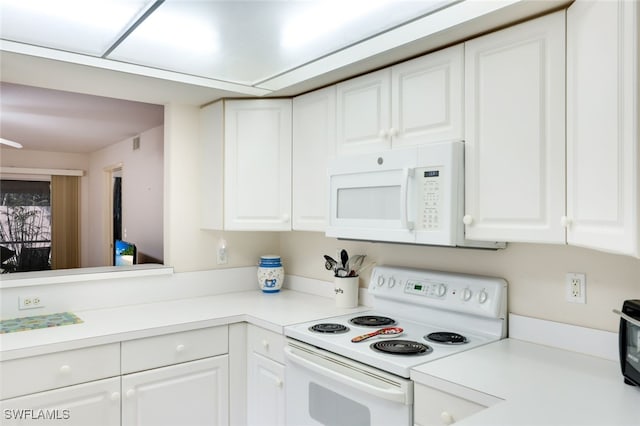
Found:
[334,276,359,308]
[257,255,284,293]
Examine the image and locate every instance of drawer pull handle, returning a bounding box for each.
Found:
[126,389,136,398]
[110,392,121,402]
[462,215,473,226]
[176,344,185,353]
[441,411,454,425]
[275,378,283,388]
[59,365,71,374]
[262,339,269,349]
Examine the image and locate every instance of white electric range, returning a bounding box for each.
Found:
[283,265,507,426]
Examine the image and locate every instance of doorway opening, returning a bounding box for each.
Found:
[104,164,123,266]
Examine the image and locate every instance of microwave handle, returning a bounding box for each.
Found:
[401,168,415,231]
[613,309,640,328]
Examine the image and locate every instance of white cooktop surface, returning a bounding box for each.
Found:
[285,310,498,378]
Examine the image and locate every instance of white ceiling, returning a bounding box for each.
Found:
[0,0,455,87]
[0,0,571,153]
[0,82,164,153]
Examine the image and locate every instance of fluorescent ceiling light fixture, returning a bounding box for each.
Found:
[281,0,394,49]
[0,0,152,56]
[113,8,219,56]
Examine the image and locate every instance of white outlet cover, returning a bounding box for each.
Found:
[565,273,586,304]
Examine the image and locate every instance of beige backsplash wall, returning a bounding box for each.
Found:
[279,231,640,332]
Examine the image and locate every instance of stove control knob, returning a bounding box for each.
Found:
[377,275,385,287]
[388,277,396,288]
[437,283,447,297]
[460,288,472,302]
[478,289,489,304]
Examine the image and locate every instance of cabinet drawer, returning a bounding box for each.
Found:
[248,325,285,364]
[0,377,121,426]
[414,383,489,426]
[121,326,228,374]
[0,343,120,400]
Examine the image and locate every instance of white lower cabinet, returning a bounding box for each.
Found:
[413,383,489,426]
[246,325,285,426]
[247,353,285,426]
[0,377,121,426]
[0,326,232,426]
[121,326,230,426]
[122,356,229,426]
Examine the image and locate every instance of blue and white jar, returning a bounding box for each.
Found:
[257,255,284,293]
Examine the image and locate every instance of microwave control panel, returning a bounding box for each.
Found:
[416,167,443,230]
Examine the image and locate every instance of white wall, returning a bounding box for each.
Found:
[0,148,90,266]
[87,125,164,266]
[278,231,640,333]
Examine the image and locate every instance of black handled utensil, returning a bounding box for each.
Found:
[340,249,349,270]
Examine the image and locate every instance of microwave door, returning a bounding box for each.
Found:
[327,168,415,243]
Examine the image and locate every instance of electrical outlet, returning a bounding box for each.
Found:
[565,273,586,304]
[217,238,228,265]
[19,296,44,310]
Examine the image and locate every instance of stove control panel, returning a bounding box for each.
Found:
[369,266,507,319]
[404,279,447,298]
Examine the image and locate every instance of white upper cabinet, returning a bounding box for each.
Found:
[292,86,336,232]
[336,68,391,156]
[566,0,639,257]
[336,45,464,156]
[463,11,566,243]
[200,99,292,231]
[391,44,464,148]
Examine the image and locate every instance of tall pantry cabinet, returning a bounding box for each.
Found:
[463,11,566,243]
[566,0,640,257]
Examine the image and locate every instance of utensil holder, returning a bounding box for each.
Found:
[334,276,359,308]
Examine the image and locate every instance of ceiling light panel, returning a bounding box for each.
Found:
[0,0,153,56]
[108,0,457,86]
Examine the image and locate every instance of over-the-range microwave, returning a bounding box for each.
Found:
[326,141,505,249]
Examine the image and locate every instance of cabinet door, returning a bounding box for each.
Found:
[566,0,639,257]
[247,352,285,426]
[336,68,391,156]
[391,45,464,148]
[413,383,488,426]
[0,377,120,426]
[292,86,336,231]
[122,356,229,426]
[464,11,566,243]
[224,99,292,231]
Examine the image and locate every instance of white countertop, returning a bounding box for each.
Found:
[411,338,640,426]
[0,289,367,361]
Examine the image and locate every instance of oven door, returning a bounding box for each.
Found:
[284,339,413,426]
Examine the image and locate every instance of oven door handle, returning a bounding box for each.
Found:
[284,346,407,404]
